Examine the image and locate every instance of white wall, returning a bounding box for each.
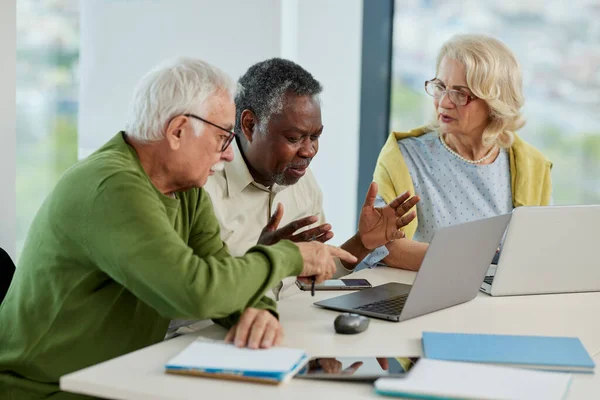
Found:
[0,0,16,259]
[294,0,363,243]
[79,0,363,244]
[79,0,281,155]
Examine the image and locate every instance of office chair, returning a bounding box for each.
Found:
[0,247,15,305]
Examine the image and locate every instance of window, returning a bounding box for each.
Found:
[16,0,80,256]
[390,0,600,205]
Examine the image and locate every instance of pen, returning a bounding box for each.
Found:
[310,233,317,297]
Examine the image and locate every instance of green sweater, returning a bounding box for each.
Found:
[0,132,303,399]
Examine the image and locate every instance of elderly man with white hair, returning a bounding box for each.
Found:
[0,58,357,399]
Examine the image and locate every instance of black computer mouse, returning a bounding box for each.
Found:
[334,313,370,334]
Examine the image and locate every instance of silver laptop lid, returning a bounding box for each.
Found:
[491,205,600,296]
[314,214,511,322]
[398,214,512,321]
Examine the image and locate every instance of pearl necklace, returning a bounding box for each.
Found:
[439,134,498,165]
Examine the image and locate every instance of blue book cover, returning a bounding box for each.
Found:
[166,355,309,383]
[422,332,595,373]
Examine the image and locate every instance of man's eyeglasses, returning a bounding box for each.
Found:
[184,113,235,152]
[424,80,477,106]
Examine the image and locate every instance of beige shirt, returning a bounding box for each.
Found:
[204,141,348,300]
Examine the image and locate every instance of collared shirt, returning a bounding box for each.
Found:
[204,141,349,300]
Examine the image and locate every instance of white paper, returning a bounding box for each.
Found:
[375,359,572,400]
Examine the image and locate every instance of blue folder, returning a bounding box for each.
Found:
[422,331,595,373]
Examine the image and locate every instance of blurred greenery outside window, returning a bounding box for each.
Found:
[15,1,600,258]
[16,0,80,257]
[390,0,600,205]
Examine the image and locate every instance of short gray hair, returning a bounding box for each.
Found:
[431,34,525,148]
[125,57,235,141]
[235,58,322,135]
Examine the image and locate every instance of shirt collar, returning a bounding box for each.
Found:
[224,140,288,197]
[224,140,255,198]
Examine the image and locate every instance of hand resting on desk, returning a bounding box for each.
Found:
[224,308,283,349]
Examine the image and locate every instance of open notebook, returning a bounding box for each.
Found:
[165,339,309,384]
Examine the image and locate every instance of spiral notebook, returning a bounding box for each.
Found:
[165,339,309,384]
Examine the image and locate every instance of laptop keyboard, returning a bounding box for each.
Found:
[483,276,495,285]
[354,294,408,315]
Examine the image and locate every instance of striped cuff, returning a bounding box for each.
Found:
[362,246,390,268]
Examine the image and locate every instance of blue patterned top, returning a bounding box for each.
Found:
[380,131,513,243]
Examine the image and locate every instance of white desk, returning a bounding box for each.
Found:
[61,267,600,399]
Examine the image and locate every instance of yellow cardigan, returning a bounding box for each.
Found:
[373,127,553,240]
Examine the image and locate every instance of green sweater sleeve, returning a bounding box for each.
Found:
[85,171,303,320]
[185,188,280,327]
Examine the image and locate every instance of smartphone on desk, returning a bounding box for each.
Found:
[295,356,420,381]
[296,278,372,291]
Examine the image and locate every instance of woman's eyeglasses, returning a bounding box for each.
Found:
[424,80,477,106]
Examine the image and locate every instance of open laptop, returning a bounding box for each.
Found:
[481,205,600,296]
[314,214,511,322]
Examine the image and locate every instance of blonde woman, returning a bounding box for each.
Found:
[374,34,552,271]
